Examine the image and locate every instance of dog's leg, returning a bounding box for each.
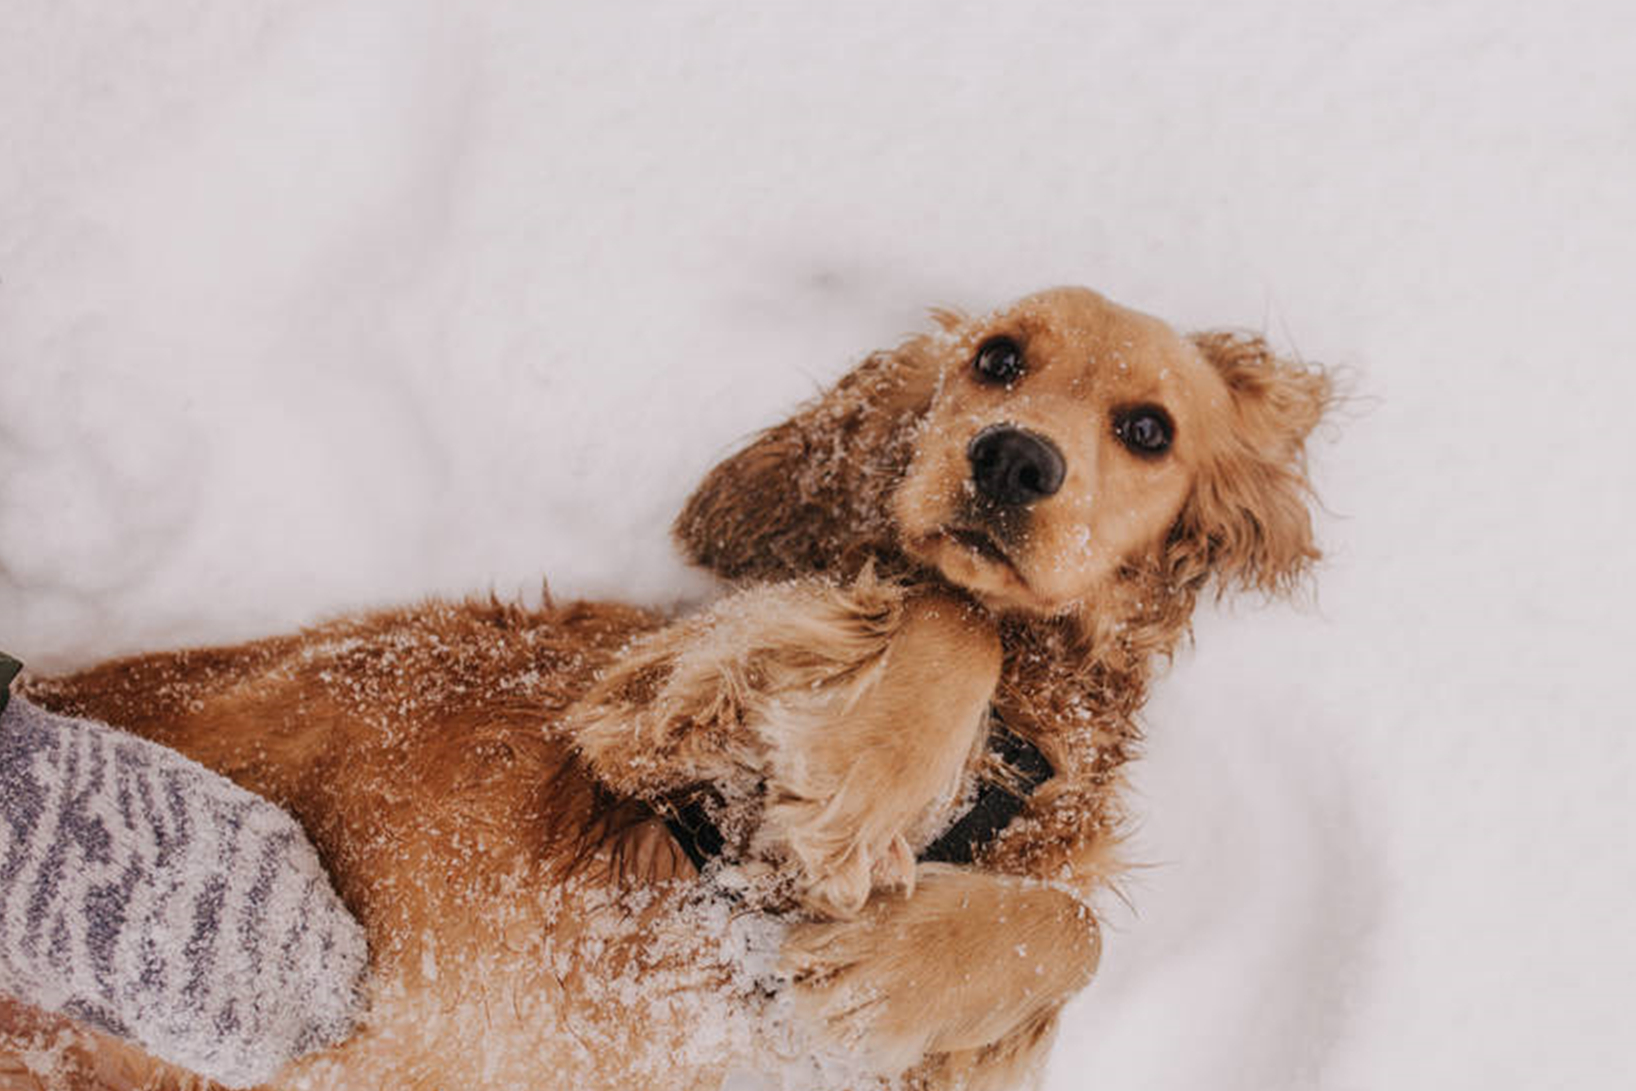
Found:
[755,591,999,917]
[568,575,1000,916]
[781,863,1098,1082]
[568,576,906,798]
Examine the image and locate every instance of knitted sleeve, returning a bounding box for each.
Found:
[0,682,368,1088]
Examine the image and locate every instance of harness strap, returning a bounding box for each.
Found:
[666,795,726,873]
[918,715,1054,865]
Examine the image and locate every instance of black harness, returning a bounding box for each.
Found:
[664,710,1054,872]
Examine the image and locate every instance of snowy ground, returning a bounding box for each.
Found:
[3,1,1633,1087]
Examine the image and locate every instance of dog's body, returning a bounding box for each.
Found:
[0,289,1330,1090]
[5,600,769,1091]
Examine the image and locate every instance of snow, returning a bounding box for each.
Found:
[3,0,1634,1087]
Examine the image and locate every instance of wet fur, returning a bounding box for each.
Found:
[0,288,1330,1091]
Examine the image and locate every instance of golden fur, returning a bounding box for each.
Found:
[0,287,1330,1091]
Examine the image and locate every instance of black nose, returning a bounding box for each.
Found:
[967,426,1066,507]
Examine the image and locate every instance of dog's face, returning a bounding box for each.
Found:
[893,288,1227,614]
[675,286,1329,620]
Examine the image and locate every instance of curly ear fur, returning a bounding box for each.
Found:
[674,335,944,581]
[1167,331,1333,597]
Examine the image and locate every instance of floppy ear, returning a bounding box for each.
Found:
[674,334,944,582]
[1166,331,1333,597]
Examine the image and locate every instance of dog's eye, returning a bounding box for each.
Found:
[1114,406,1174,456]
[973,337,1025,385]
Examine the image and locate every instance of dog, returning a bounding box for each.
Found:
[0,287,1330,1090]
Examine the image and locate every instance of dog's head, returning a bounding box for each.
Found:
[676,287,1330,621]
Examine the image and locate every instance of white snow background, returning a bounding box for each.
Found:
[2,1,1633,1087]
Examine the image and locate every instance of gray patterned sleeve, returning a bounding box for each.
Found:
[0,695,369,1088]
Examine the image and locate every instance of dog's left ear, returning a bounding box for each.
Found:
[674,333,944,582]
[1167,331,1333,597]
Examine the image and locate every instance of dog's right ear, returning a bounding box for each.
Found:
[674,333,945,582]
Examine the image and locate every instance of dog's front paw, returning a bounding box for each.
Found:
[765,777,920,919]
[756,592,1001,918]
[779,865,1099,1075]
